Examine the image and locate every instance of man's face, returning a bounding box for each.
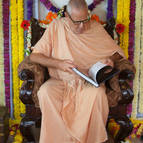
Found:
[66,8,90,34]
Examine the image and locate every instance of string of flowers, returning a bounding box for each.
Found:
[27,0,33,20]
[23,11,58,56]
[88,0,105,11]
[10,0,25,142]
[3,0,10,110]
[128,0,135,64]
[18,0,25,116]
[40,0,105,12]
[138,0,143,115]
[116,0,123,53]
[116,0,129,58]
[10,0,20,123]
[107,0,113,20]
[10,0,25,130]
[25,21,31,56]
[126,0,136,115]
[0,0,5,106]
[132,0,141,119]
[126,119,143,141]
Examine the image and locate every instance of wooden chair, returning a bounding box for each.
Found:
[18,18,135,143]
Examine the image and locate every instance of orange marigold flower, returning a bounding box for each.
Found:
[39,20,49,24]
[46,11,57,22]
[91,14,99,22]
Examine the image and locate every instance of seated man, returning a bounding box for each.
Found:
[30,0,125,142]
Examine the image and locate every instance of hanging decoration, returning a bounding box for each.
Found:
[138,0,143,116]
[116,0,130,58]
[9,7,14,118]
[0,0,5,106]
[88,0,105,11]
[128,0,135,64]
[40,0,105,12]
[126,0,136,116]
[10,0,25,127]
[18,0,25,115]
[132,0,142,119]
[40,11,57,24]
[126,119,143,141]
[27,0,33,20]
[3,0,10,110]
[107,0,113,20]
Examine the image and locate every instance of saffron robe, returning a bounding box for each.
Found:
[32,18,124,143]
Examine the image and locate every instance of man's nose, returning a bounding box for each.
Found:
[79,22,84,28]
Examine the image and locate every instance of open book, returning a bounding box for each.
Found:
[72,62,120,87]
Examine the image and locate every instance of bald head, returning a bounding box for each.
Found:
[67,0,88,15]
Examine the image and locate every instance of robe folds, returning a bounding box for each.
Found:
[32,18,124,143]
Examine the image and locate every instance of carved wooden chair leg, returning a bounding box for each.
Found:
[20,117,36,143]
[111,115,133,142]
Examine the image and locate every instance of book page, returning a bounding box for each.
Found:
[88,62,106,83]
[72,68,99,87]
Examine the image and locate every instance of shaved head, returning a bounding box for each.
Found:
[67,0,88,15]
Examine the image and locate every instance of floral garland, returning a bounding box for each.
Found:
[116,0,130,58]
[27,0,33,20]
[132,0,142,119]
[24,11,57,56]
[18,0,25,115]
[126,119,143,141]
[0,0,5,106]
[10,0,20,122]
[10,0,25,126]
[107,0,113,20]
[126,0,136,115]
[40,0,105,12]
[138,0,143,115]
[3,0,10,110]
[128,0,135,64]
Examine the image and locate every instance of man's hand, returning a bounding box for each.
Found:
[100,58,114,67]
[57,59,77,74]
[30,53,76,73]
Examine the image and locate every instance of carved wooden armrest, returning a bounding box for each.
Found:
[105,52,136,142]
[18,56,48,107]
[106,52,136,107]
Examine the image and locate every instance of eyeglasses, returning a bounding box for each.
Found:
[67,12,91,25]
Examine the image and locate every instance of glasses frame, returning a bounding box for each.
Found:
[67,12,91,25]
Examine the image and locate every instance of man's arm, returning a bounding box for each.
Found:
[29,53,76,73]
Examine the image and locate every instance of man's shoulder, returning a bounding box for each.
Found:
[47,18,64,30]
[90,20,103,28]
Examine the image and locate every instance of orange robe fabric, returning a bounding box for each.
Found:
[32,18,124,143]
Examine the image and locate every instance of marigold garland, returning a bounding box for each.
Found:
[10,0,25,128]
[132,0,142,119]
[18,0,25,115]
[126,0,136,115]
[125,119,143,140]
[3,0,10,110]
[116,0,130,58]
[138,0,143,115]
[107,0,113,20]
[128,0,135,64]
[0,0,5,106]
[27,0,33,20]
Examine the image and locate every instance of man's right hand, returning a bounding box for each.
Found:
[57,59,77,74]
[30,53,76,74]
